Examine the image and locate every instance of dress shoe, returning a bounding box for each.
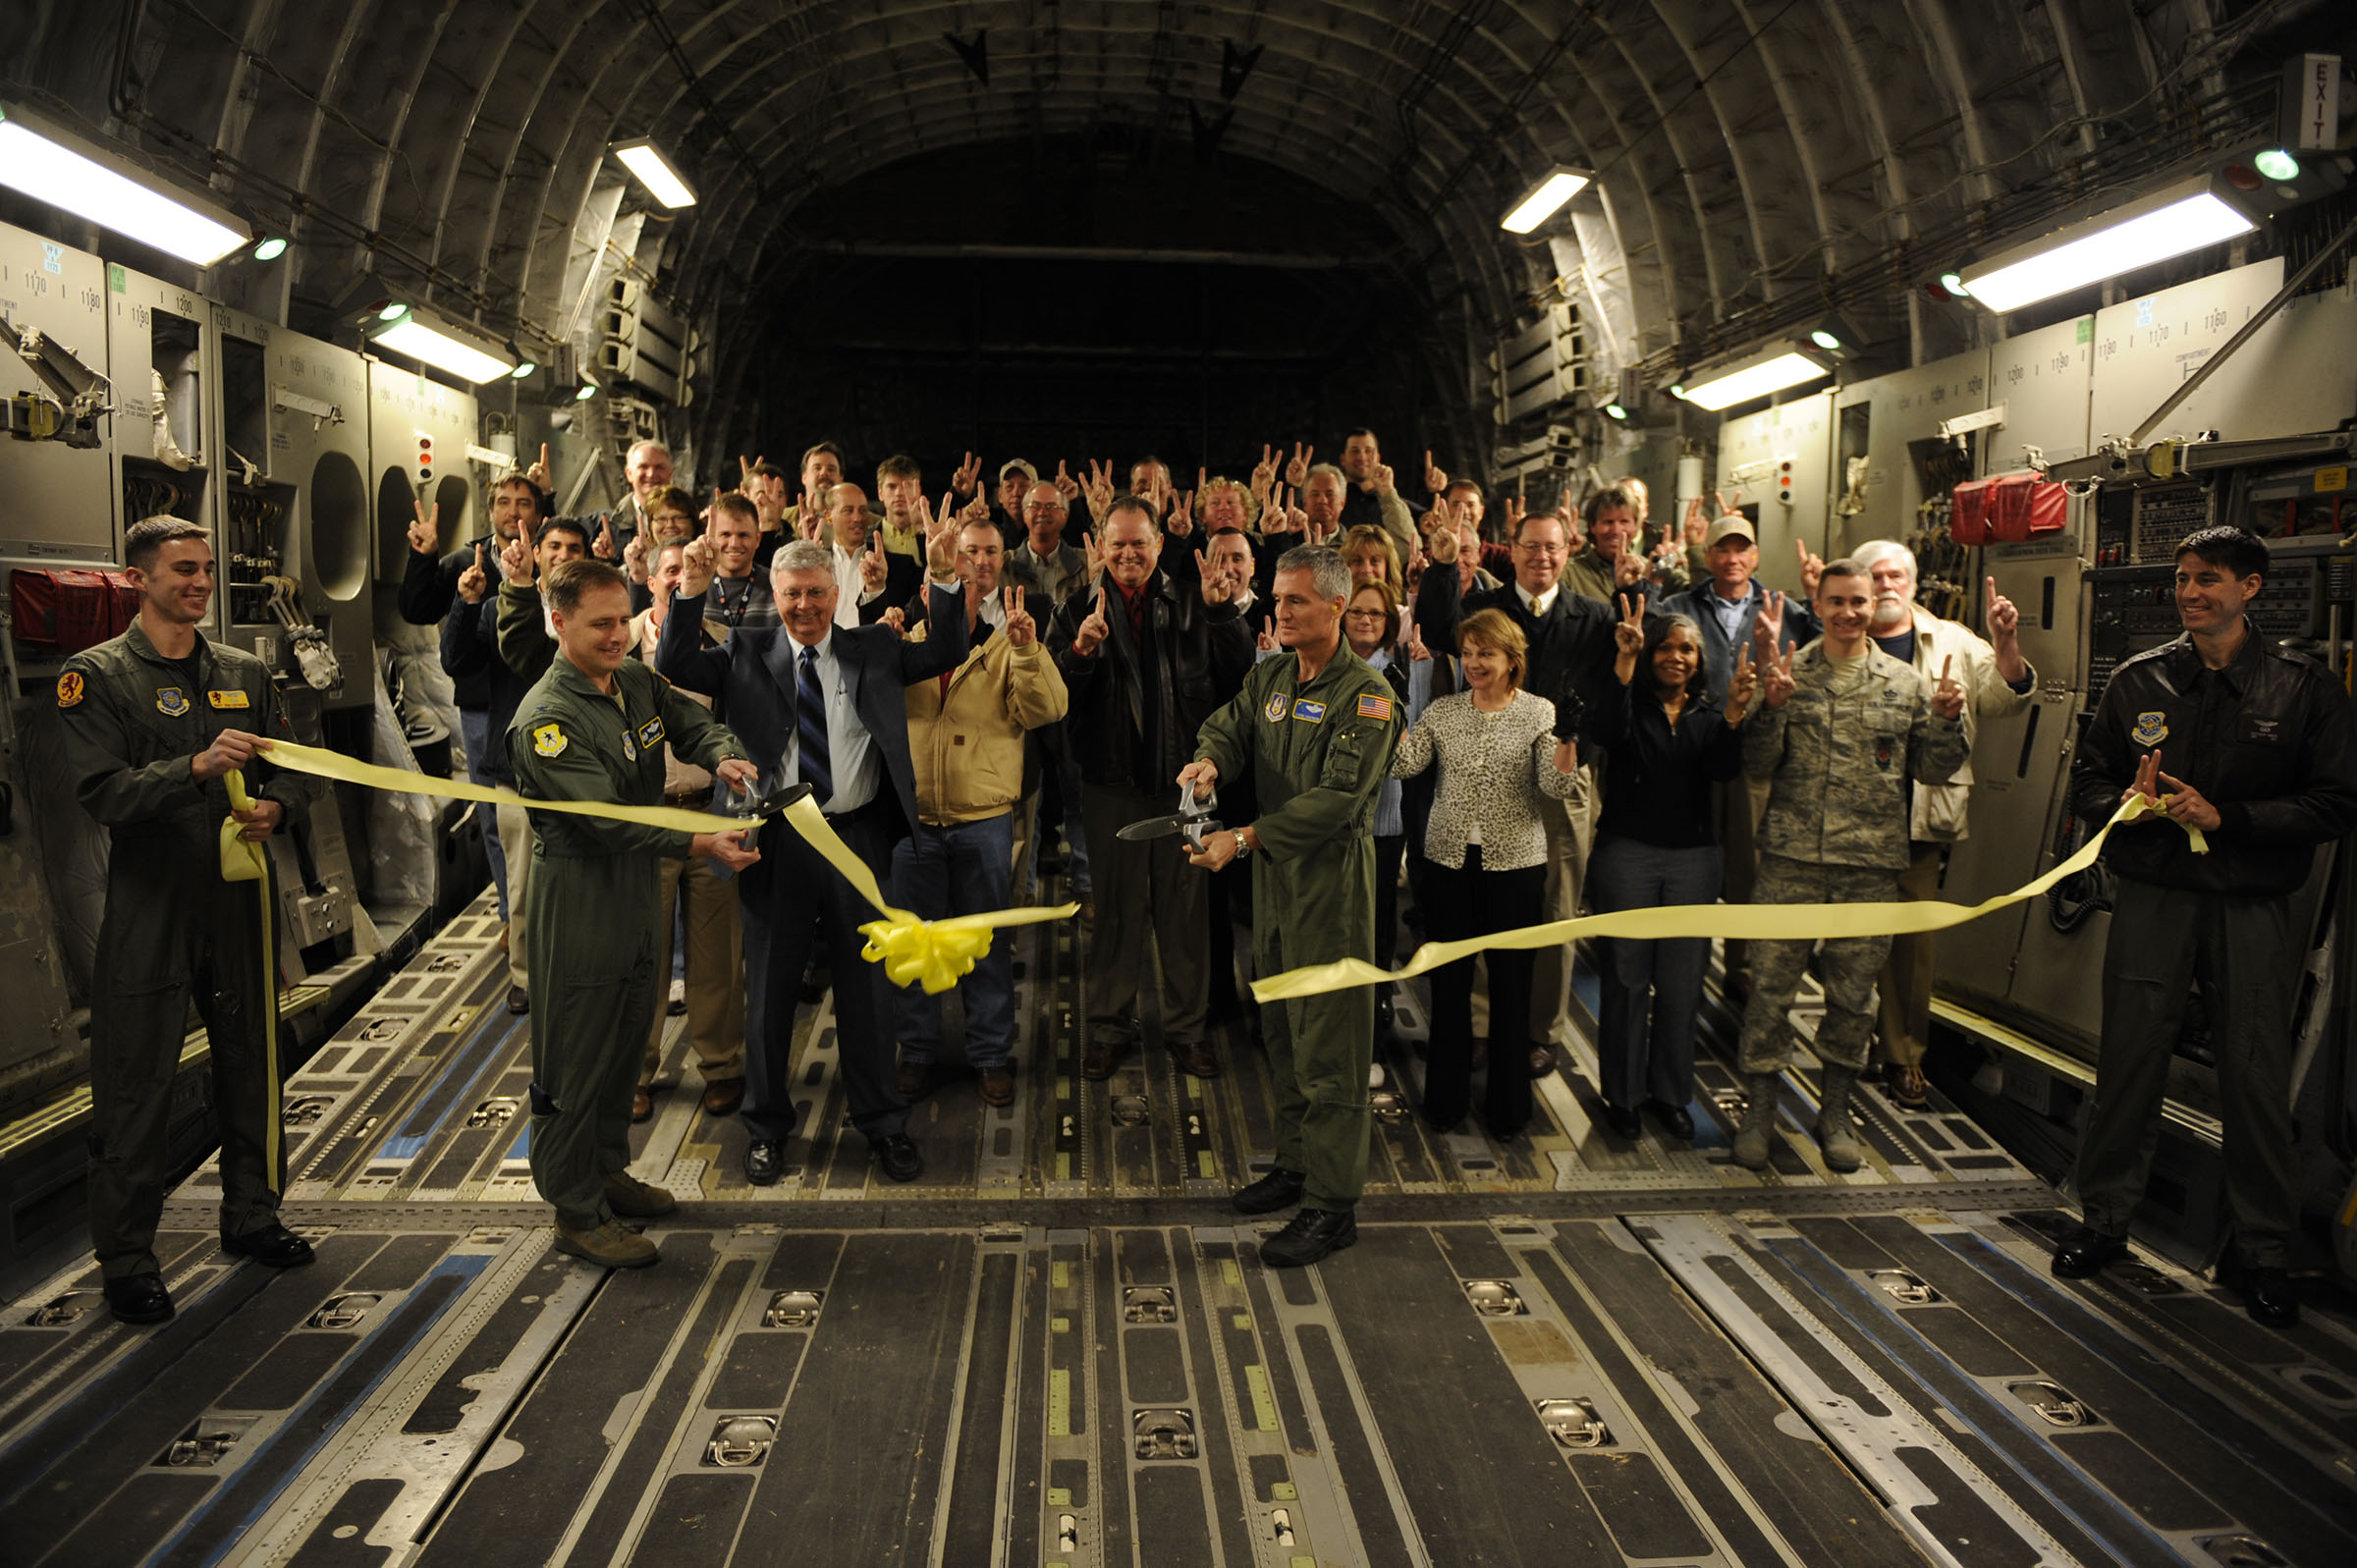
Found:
[744,1139,787,1186]
[1601,1103,1643,1139]
[1260,1208,1357,1269]
[1375,993,1396,1038]
[897,1060,933,1103]
[496,923,510,952]
[798,966,831,1004]
[1081,1040,1121,1080]
[506,985,529,1015]
[977,1063,1016,1108]
[1528,1043,1558,1078]
[701,1076,744,1117]
[1233,1166,1306,1215]
[602,1170,679,1218]
[221,1222,315,1269]
[2242,1267,2301,1328]
[103,1272,173,1325]
[631,1086,655,1123]
[873,1134,924,1183]
[1641,1099,1696,1140]
[1884,1062,1928,1108]
[556,1218,658,1270]
[2051,1226,2130,1279]
[1172,1039,1222,1079]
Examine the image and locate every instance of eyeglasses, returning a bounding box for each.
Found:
[1343,609,1389,621]
[1512,541,1566,557]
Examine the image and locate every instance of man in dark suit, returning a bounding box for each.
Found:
[1416,508,1617,1079]
[656,532,967,1184]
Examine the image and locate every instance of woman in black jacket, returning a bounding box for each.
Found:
[1584,598,1756,1141]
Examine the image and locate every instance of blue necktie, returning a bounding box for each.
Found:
[797,645,833,806]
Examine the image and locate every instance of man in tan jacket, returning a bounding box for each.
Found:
[1851,539,2035,1107]
[628,538,748,1122]
[894,516,1069,1106]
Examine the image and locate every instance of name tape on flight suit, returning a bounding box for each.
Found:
[1249,792,2209,1003]
[244,738,1074,994]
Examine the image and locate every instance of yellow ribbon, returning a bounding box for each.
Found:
[1250,792,2206,1003]
[252,738,1074,994]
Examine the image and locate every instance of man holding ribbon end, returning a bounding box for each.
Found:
[59,515,309,1324]
[1181,544,1401,1268]
[2057,525,2357,1326]
[509,559,761,1269]
[1734,558,1965,1175]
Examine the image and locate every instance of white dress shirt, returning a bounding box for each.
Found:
[1513,580,1560,618]
[786,628,879,814]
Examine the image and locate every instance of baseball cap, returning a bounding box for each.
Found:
[999,459,1038,483]
[1704,515,1756,548]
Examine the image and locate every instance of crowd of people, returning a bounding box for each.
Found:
[50,416,2349,1325]
[378,427,2046,1266]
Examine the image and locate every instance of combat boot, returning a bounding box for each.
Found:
[557,1218,659,1270]
[602,1170,679,1218]
[1816,1066,1863,1173]
[1731,1073,1780,1169]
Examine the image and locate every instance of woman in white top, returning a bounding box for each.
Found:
[1390,609,1580,1138]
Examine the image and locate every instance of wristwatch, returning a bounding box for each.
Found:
[1232,830,1250,858]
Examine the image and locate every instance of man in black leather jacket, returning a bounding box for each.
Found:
[2056,525,2357,1326]
[1046,496,1253,1079]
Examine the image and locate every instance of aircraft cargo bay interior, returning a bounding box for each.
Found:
[3,3,2357,1565]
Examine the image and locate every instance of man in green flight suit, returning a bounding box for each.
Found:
[1182,544,1401,1267]
[57,516,311,1325]
[507,559,760,1269]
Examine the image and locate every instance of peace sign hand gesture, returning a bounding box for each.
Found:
[1083,529,1110,585]
[1252,444,1280,493]
[951,451,982,499]
[860,531,891,594]
[797,491,826,542]
[408,497,441,557]
[1613,592,1645,657]
[1761,645,1797,709]
[1168,489,1194,539]
[1072,585,1113,659]
[1285,442,1313,488]
[1795,537,1825,597]
[1725,643,1758,722]
[1003,584,1036,648]
[1682,496,1709,548]
[1931,654,1965,721]
[1081,458,1116,520]
[1754,587,1785,652]
[925,502,960,577]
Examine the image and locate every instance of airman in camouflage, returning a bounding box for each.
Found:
[1733,561,1965,1171]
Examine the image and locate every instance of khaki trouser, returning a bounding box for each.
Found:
[639,853,746,1086]
[1874,841,1946,1067]
[1716,774,1772,986]
[496,800,535,994]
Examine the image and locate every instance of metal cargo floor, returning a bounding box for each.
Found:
[2,892,2352,1566]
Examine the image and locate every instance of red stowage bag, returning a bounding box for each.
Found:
[9,568,139,652]
[1949,477,1996,545]
[1988,471,2067,541]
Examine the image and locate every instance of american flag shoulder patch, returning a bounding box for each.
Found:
[1356,692,1395,721]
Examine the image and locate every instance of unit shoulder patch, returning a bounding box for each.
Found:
[206,688,250,710]
[531,722,569,758]
[2130,710,2167,747]
[1356,692,1394,721]
[55,672,82,708]
[154,687,191,717]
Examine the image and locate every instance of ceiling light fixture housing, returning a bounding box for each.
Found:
[1500,166,1593,235]
[1958,176,2256,312]
[1677,343,1835,412]
[611,138,697,208]
[367,304,519,384]
[0,101,249,264]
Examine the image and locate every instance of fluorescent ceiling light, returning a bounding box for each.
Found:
[1958,180,2256,312]
[1680,348,1833,412]
[612,138,696,208]
[1500,168,1591,234]
[0,104,248,264]
[370,309,517,384]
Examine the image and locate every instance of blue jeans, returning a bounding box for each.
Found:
[461,708,510,920]
[1587,834,1722,1110]
[890,814,1017,1068]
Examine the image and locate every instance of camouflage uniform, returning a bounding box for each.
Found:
[1739,644,1964,1076]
